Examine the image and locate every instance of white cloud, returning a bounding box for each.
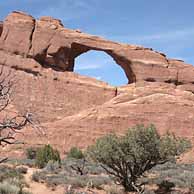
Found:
[95,76,102,80]
[75,52,113,70]
[75,64,102,70]
[103,27,194,43]
[136,28,194,41]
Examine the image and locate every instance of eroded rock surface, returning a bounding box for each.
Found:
[15,81,194,154]
[0,11,194,157]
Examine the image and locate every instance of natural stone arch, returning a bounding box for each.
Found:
[74,49,129,85]
[1,11,194,91]
[49,42,136,84]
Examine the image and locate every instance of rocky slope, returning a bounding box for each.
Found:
[0,11,194,155]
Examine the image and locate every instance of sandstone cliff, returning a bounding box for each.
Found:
[0,11,194,155]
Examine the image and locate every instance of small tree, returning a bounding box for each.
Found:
[26,147,38,159]
[87,125,191,192]
[35,144,61,168]
[67,147,87,175]
[67,147,84,159]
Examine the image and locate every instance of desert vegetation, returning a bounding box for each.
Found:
[35,144,61,168]
[0,75,191,194]
[0,125,191,194]
[87,124,191,193]
[0,164,30,194]
[3,156,194,194]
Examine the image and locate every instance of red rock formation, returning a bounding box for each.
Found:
[0,21,3,36]
[0,11,194,157]
[13,81,194,154]
[0,11,194,90]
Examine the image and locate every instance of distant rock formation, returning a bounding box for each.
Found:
[0,11,194,158]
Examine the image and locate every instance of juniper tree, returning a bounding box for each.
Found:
[87,125,191,192]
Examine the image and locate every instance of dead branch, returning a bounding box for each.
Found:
[0,66,44,162]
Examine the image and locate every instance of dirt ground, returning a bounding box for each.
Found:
[24,167,64,194]
[23,167,106,194]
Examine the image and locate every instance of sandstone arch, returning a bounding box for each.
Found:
[61,43,135,84]
[74,49,129,85]
[0,11,194,91]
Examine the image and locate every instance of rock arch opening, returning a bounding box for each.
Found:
[74,50,128,86]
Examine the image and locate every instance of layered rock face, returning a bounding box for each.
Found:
[0,11,194,155]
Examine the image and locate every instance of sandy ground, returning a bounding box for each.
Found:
[23,167,104,194]
[24,167,64,194]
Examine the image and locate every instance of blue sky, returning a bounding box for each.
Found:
[0,0,194,86]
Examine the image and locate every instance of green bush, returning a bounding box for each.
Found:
[87,124,191,192]
[0,178,31,194]
[16,166,28,174]
[35,144,61,168]
[67,147,84,159]
[26,147,38,159]
[157,180,175,192]
[0,181,20,194]
[6,159,36,168]
[31,171,46,183]
[0,165,23,182]
[44,160,61,172]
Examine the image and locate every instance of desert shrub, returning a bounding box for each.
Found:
[20,159,36,168]
[143,190,156,194]
[62,158,104,176]
[170,191,183,194]
[32,166,112,189]
[35,144,61,168]
[6,159,36,168]
[65,175,111,189]
[70,159,88,176]
[67,147,84,159]
[44,160,61,172]
[141,161,194,191]
[87,124,191,192]
[0,165,23,182]
[16,166,28,174]
[87,176,111,189]
[0,178,31,194]
[26,147,38,159]
[0,181,20,194]
[105,185,125,194]
[157,180,175,192]
[85,163,104,175]
[31,171,46,182]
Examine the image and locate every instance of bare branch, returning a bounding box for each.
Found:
[0,66,44,162]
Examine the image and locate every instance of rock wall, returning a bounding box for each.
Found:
[5,65,116,122]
